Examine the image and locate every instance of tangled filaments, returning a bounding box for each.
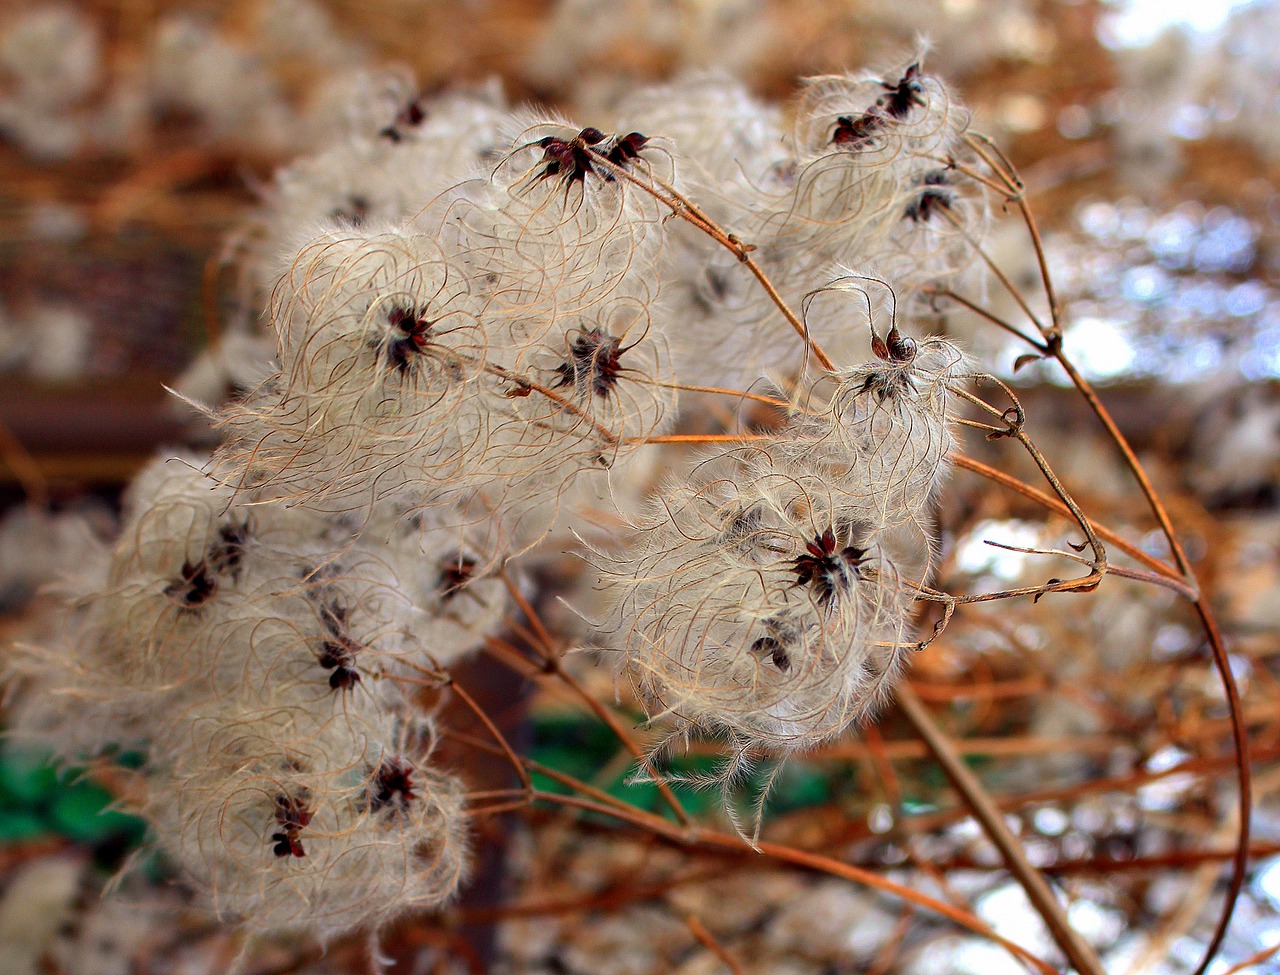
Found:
[214,231,496,512]
[215,115,678,538]
[602,449,915,748]
[610,60,983,388]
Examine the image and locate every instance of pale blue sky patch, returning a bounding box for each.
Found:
[1099,0,1259,48]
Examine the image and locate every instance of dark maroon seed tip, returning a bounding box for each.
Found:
[329,667,360,691]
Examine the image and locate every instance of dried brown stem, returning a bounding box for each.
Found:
[404,661,533,794]
[630,433,773,445]
[0,415,48,507]
[1220,938,1280,975]
[639,377,798,411]
[897,685,1105,975]
[545,660,692,828]
[496,573,692,828]
[449,678,532,789]
[923,284,1044,348]
[941,207,1047,335]
[497,570,559,656]
[532,790,1056,974]
[482,362,620,446]
[964,132,1062,331]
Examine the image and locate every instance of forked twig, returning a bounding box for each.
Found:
[686,915,746,975]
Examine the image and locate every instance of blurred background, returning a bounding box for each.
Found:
[3,1,1280,973]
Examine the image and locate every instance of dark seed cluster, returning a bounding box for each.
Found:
[554,328,625,399]
[384,306,434,376]
[536,127,651,194]
[368,759,416,814]
[830,63,926,150]
[317,603,362,691]
[271,792,313,859]
[791,527,869,606]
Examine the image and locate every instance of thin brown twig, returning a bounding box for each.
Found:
[447,687,1055,975]
[491,579,692,827]
[685,915,745,975]
[1219,938,1280,975]
[497,570,558,656]
[966,377,1109,596]
[482,362,620,446]
[468,798,536,818]
[866,905,915,975]
[532,790,1058,974]
[0,415,48,507]
[938,155,1015,196]
[631,433,773,445]
[548,658,693,828]
[586,150,837,372]
[435,670,533,793]
[527,759,651,818]
[640,376,799,411]
[951,454,1183,583]
[940,207,1047,335]
[923,284,1044,348]
[454,866,732,924]
[963,132,1061,332]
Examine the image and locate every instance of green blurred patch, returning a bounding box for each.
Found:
[0,743,145,857]
[0,746,59,806]
[529,711,856,822]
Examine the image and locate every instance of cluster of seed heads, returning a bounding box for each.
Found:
[8,454,492,940]
[7,55,981,942]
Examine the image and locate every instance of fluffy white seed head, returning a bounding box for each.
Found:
[760,60,969,259]
[1,5,100,110]
[352,499,511,669]
[213,230,498,512]
[599,443,915,749]
[148,15,294,147]
[149,747,467,940]
[463,113,675,323]
[786,307,968,528]
[250,81,511,293]
[613,73,789,202]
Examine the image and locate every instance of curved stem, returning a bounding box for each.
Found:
[686,914,746,975]
[533,791,1057,974]
[951,453,1182,582]
[962,132,1251,975]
